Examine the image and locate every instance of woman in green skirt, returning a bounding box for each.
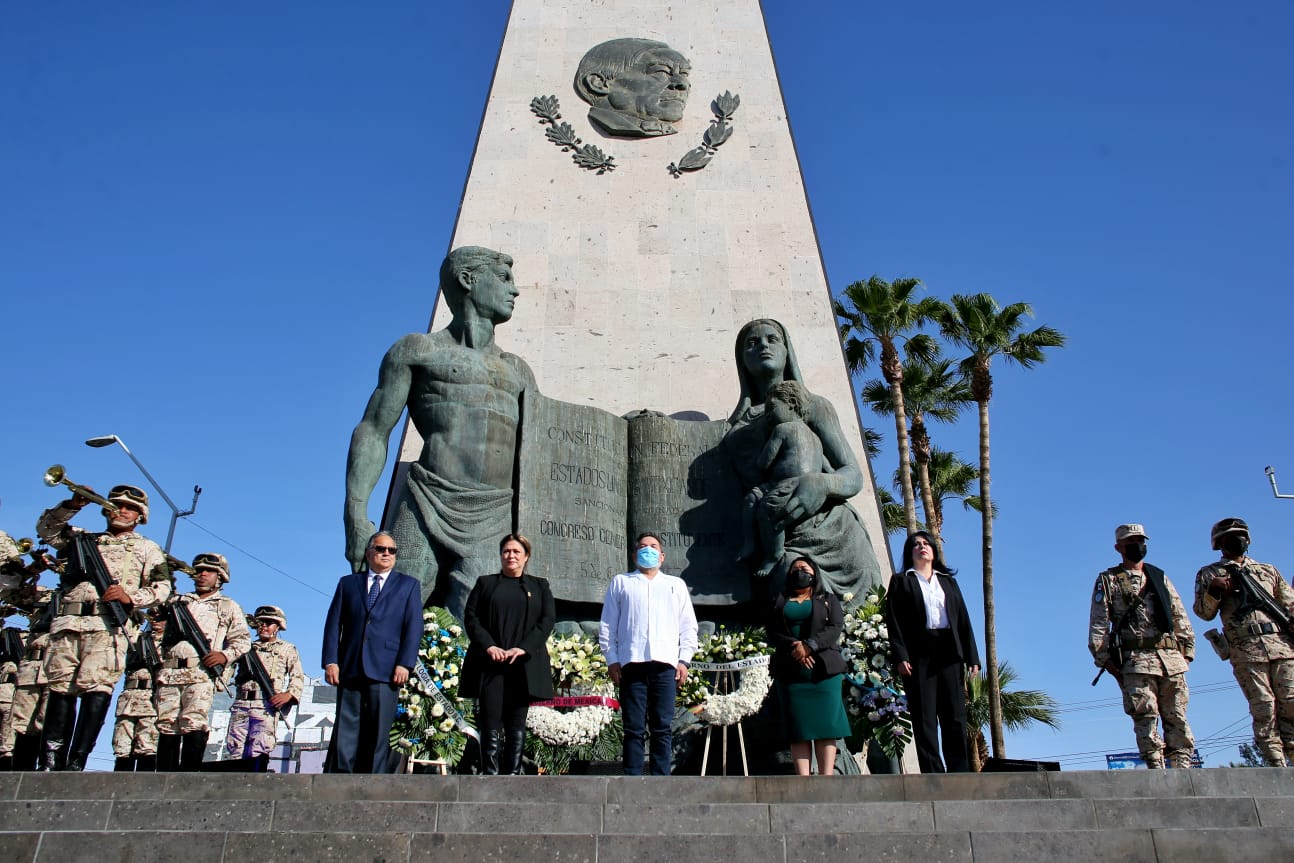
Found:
[768,555,851,775]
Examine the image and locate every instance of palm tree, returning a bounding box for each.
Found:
[964,662,1061,772]
[835,277,943,534]
[862,355,971,549]
[924,447,996,541]
[938,293,1065,758]
[875,487,908,537]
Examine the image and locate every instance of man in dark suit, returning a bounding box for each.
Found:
[322,531,423,773]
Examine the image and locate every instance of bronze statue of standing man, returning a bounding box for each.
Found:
[344,247,536,619]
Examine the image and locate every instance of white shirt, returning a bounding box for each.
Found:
[909,568,949,629]
[599,570,699,668]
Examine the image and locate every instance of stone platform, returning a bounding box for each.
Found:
[2,768,1292,862]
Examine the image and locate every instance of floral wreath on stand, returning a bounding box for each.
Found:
[676,626,773,726]
[841,586,913,760]
[525,631,622,774]
[390,607,475,767]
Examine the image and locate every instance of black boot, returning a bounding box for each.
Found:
[39,692,76,771]
[114,756,135,772]
[0,755,12,771]
[156,734,181,772]
[250,754,270,773]
[12,734,40,772]
[64,692,111,772]
[480,730,502,775]
[502,728,527,775]
[134,754,157,772]
[179,730,210,771]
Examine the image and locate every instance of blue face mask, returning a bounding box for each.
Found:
[635,546,661,570]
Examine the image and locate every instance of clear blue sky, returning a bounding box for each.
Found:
[3,1,1292,770]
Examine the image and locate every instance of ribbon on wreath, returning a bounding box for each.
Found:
[530,695,621,710]
[689,655,770,673]
[413,662,478,741]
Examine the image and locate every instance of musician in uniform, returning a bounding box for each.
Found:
[224,605,304,771]
[0,627,18,769]
[111,611,165,772]
[155,553,249,771]
[7,590,54,771]
[1089,523,1195,768]
[1195,517,1294,766]
[35,484,171,771]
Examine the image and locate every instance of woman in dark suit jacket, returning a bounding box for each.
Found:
[886,530,981,773]
[460,534,556,774]
[767,555,851,775]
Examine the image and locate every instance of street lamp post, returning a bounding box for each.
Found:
[1265,466,1294,501]
[84,435,202,552]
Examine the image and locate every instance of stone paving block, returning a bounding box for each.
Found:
[1094,796,1259,829]
[436,802,602,834]
[0,832,39,863]
[967,829,1157,863]
[603,802,769,834]
[904,772,1050,802]
[310,774,460,802]
[0,774,22,801]
[1047,768,1193,800]
[755,775,905,803]
[35,831,226,863]
[769,801,933,834]
[1150,827,1294,862]
[0,799,111,832]
[605,776,759,804]
[1191,766,1294,798]
[597,832,785,863]
[789,831,972,863]
[272,800,438,833]
[1256,795,1294,826]
[459,775,608,803]
[410,832,597,863]
[109,798,270,831]
[934,799,1096,832]
[17,772,169,801]
[164,772,313,800]
[223,829,411,862]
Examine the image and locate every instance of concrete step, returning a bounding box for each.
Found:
[1,769,1291,862]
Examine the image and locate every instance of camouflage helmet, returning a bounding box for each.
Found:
[191,552,230,583]
[250,604,287,630]
[103,484,149,524]
[1210,517,1250,550]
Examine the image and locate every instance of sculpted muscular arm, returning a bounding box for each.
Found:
[774,397,864,530]
[344,336,417,571]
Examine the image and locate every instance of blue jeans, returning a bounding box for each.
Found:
[619,661,677,775]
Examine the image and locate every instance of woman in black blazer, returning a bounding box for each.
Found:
[767,555,851,775]
[886,531,981,773]
[460,534,556,774]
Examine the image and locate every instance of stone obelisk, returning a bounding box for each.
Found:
[383,0,892,581]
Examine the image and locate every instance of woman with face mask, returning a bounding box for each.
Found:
[767,555,850,775]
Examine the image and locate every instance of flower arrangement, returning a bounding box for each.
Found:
[677,626,773,726]
[841,586,912,759]
[390,606,473,765]
[525,630,621,774]
[547,631,610,691]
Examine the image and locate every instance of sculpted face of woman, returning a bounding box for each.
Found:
[741,321,788,380]
[500,539,529,578]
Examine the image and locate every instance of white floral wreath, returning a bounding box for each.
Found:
[688,659,772,727]
[526,704,617,747]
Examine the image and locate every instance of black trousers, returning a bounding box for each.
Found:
[328,678,398,774]
[906,629,970,773]
[476,664,530,737]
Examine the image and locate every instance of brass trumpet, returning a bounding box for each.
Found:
[166,554,196,576]
[16,537,33,555]
[43,464,119,513]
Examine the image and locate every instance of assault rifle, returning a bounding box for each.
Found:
[1,628,23,666]
[165,600,228,693]
[1232,564,1294,636]
[130,630,162,674]
[237,648,290,717]
[64,534,130,628]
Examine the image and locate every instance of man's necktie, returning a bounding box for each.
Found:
[366,574,382,610]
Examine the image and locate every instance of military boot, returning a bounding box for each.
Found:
[113,756,136,772]
[134,754,157,772]
[64,692,111,772]
[502,728,527,775]
[156,734,181,772]
[0,755,12,771]
[479,730,502,775]
[179,730,210,771]
[11,734,40,771]
[39,691,76,771]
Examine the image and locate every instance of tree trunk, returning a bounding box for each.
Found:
[910,414,940,552]
[884,346,918,534]
[978,397,1005,758]
[966,728,989,772]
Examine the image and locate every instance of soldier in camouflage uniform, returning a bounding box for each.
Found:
[35,485,171,771]
[112,612,165,772]
[0,530,25,603]
[1089,524,1196,768]
[224,605,304,770]
[155,552,249,771]
[1194,517,1294,766]
[0,628,18,769]
[8,591,54,771]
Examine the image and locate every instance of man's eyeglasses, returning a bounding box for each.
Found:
[370,545,398,555]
